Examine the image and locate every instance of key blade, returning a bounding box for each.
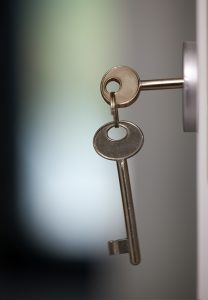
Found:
[117,159,141,265]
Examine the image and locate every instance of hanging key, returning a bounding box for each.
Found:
[93,120,144,265]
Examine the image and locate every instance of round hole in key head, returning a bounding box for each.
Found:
[106,78,121,93]
[107,125,127,141]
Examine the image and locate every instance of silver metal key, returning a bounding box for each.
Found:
[93,120,144,265]
[100,65,184,108]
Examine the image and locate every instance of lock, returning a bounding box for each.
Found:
[182,42,197,132]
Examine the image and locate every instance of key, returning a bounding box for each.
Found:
[100,65,183,108]
[93,121,144,265]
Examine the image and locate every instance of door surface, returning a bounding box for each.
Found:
[197,0,208,299]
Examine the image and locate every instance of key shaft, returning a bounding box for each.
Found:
[116,159,140,265]
[140,78,184,91]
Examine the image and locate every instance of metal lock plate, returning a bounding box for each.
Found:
[183,41,197,132]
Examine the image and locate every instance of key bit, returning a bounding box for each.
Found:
[108,239,129,255]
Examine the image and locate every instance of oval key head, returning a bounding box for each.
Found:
[100,66,140,108]
[93,121,144,161]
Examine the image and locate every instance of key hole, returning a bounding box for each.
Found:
[108,126,127,140]
[106,79,121,93]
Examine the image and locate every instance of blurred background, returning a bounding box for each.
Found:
[3,0,196,299]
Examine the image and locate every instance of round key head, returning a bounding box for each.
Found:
[93,121,144,161]
[100,66,140,108]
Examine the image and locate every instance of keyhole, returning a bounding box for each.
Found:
[106,79,120,93]
[108,126,127,140]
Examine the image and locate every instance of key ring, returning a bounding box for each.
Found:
[110,92,119,128]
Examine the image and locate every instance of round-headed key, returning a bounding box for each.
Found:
[93,121,144,265]
[100,65,184,109]
[100,66,140,108]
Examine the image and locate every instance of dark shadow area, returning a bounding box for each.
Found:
[1,2,97,299]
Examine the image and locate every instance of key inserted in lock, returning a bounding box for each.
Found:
[100,42,197,132]
[100,65,184,108]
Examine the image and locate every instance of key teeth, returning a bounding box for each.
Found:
[108,239,129,255]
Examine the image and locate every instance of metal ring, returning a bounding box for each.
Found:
[110,92,119,128]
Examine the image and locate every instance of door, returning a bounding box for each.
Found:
[197,0,208,299]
